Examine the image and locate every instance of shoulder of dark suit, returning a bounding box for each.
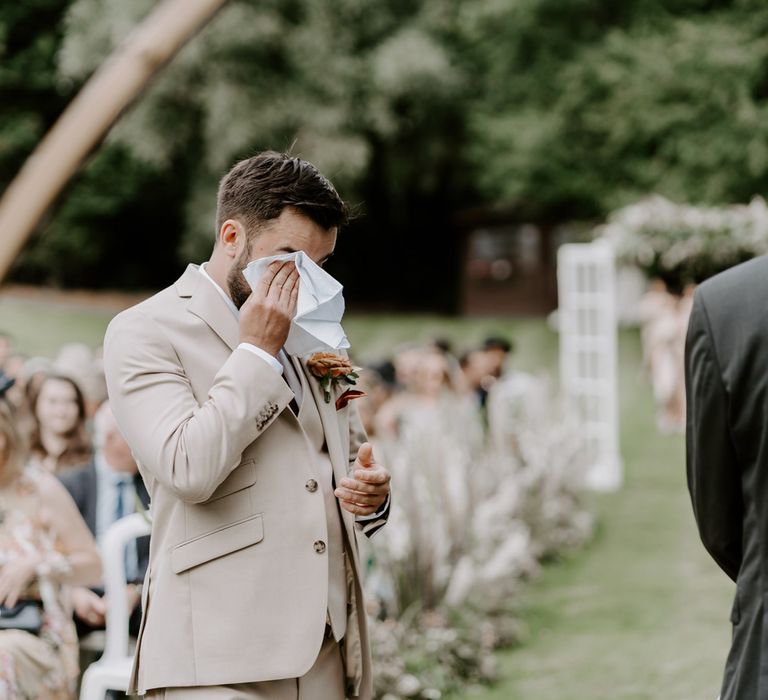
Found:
[696,256,768,314]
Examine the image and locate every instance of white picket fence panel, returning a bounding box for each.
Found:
[557,239,622,491]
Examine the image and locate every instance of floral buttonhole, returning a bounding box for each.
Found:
[306,352,367,409]
[335,389,367,411]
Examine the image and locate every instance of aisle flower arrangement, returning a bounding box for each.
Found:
[600,195,768,291]
[363,383,593,699]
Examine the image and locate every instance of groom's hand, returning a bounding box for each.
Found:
[335,442,391,516]
[239,260,299,356]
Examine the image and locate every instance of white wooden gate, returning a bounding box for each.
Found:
[557,239,622,491]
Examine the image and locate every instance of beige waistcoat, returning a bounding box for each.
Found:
[293,359,348,640]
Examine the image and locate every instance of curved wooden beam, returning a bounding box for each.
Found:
[0,0,230,282]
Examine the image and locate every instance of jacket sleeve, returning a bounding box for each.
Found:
[348,401,390,538]
[685,291,743,581]
[103,309,294,504]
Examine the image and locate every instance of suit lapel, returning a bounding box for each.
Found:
[295,355,352,491]
[180,266,354,518]
[184,265,239,351]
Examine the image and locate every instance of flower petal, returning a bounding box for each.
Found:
[335,389,367,411]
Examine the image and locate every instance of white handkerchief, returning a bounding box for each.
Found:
[242,252,350,357]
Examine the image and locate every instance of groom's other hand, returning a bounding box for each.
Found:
[239,260,299,356]
[335,442,391,516]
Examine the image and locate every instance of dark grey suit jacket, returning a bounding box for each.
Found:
[58,459,151,584]
[686,256,768,700]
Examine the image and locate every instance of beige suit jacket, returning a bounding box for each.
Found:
[103,264,386,696]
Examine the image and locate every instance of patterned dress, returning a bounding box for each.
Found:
[0,469,80,699]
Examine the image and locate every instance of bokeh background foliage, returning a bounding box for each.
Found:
[4,0,768,305]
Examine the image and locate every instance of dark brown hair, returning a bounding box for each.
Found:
[216,151,349,238]
[0,402,26,481]
[28,373,92,471]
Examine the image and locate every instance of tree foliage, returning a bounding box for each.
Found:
[466,1,768,218]
[57,0,471,307]
[3,0,768,304]
[0,1,70,182]
[0,0,187,289]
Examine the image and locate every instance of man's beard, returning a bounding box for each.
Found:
[226,246,252,310]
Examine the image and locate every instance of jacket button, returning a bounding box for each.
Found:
[305,479,318,493]
[314,540,326,554]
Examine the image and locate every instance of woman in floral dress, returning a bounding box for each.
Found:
[0,388,101,698]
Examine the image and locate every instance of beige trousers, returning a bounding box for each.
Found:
[143,634,345,700]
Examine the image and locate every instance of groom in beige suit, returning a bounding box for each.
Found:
[103,152,391,699]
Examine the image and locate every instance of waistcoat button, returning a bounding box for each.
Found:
[314,540,326,554]
[305,479,318,493]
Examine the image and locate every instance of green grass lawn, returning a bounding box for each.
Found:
[457,332,734,700]
[0,293,734,699]
[0,297,115,357]
[0,294,558,369]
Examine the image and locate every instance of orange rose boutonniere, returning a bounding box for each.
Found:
[306,352,367,408]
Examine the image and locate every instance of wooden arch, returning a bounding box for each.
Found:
[0,0,230,281]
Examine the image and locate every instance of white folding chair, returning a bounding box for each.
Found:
[79,512,151,700]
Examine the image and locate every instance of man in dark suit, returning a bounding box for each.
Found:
[685,256,768,700]
[59,401,150,637]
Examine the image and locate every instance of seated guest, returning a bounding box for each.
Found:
[0,376,102,699]
[482,335,514,380]
[3,352,29,411]
[0,355,47,442]
[356,362,397,437]
[377,348,468,437]
[460,348,496,407]
[461,336,515,409]
[54,343,108,420]
[28,373,92,474]
[59,402,149,638]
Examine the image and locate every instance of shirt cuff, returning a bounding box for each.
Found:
[356,493,390,522]
[237,343,283,375]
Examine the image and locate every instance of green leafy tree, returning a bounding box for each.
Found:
[8,0,768,302]
[464,0,768,218]
[0,0,188,289]
[0,1,70,184]
[58,0,474,308]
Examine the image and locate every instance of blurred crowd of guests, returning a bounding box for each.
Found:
[356,334,542,453]
[0,329,533,697]
[0,334,147,698]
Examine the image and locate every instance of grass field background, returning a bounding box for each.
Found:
[0,293,734,699]
[458,332,733,700]
[0,294,558,369]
